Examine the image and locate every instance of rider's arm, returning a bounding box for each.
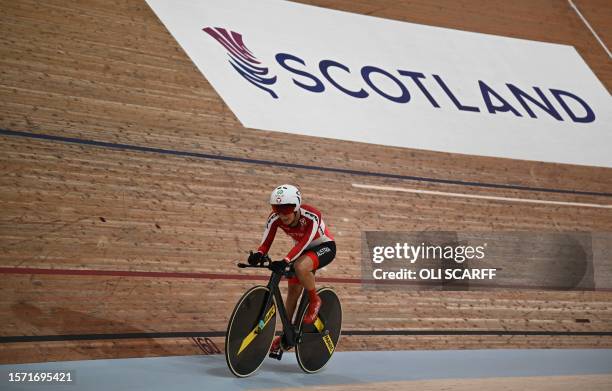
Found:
[257,213,280,255]
[283,216,317,262]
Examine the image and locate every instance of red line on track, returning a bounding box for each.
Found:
[0,267,361,284]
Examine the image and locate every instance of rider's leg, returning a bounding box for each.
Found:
[294,253,316,290]
[294,252,321,324]
[285,282,303,324]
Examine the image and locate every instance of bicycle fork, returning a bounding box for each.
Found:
[267,273,301,360]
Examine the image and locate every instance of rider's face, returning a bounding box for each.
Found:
[279,211,296,225]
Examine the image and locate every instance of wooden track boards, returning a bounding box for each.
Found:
[0,0,611,363]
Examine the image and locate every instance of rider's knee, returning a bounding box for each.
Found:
[294,262,307,276]
[295,256,314,275]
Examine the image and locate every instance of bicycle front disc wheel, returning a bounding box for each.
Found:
[225,285,277,377]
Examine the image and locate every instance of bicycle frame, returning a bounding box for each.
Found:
[257,270,305,348]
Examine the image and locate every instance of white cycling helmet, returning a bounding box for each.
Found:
[269,184,301,214]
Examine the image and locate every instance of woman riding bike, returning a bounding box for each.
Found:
[248,184,336,354]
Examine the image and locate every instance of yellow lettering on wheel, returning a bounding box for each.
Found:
[322,334,335,355]
[313,317,325,332]
[237,305,276,356]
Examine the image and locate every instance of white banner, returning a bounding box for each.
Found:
[146,0,612,167]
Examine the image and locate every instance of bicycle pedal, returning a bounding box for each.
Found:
[269,349,283,360]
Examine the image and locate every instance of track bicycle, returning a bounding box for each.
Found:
[225,255,342,377]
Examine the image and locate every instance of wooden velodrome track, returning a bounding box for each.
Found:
[0,0,611,365]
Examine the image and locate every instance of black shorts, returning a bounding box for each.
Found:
[306,241,336,270]
[287,241,336,284]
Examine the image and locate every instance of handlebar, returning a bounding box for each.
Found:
[236,255,295,277]
[236,262,270,269]
[237,254,271,268]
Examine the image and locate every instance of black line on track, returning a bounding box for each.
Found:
[2,330,611,343]
[1,128,610,198]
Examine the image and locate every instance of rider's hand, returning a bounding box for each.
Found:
[269,260,288,274]
[248,251,264,266]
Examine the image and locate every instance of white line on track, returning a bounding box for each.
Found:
[568,0,611,59]
[352,183,612,209]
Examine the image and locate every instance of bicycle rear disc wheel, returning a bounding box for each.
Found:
[225,285,277,377]
[295,287,342,373]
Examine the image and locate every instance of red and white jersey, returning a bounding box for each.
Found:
[257,204,334,262]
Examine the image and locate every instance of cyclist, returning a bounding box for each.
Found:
[248,184,336,353]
